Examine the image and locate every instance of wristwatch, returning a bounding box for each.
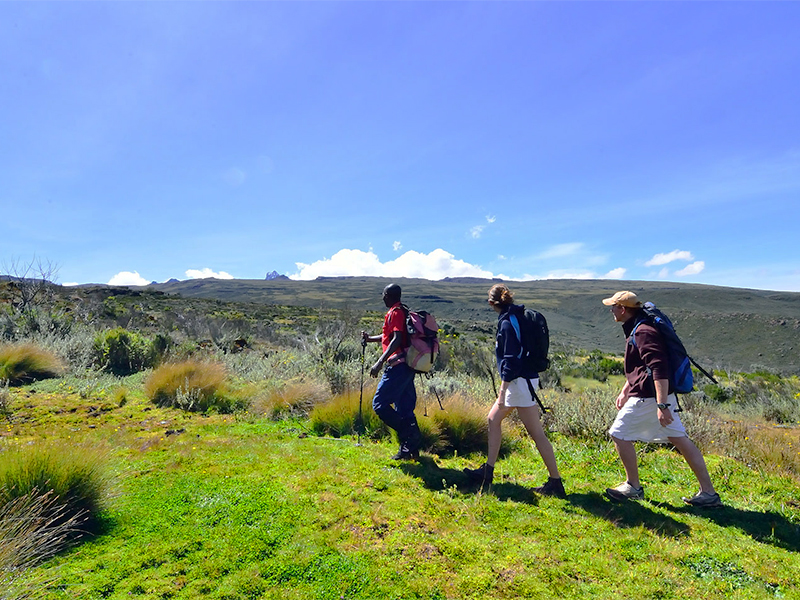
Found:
[656,403,671,410]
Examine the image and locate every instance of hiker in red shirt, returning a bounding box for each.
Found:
[362,283,421,460]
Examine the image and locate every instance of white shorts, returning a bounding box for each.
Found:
[502,378,539,408]
[608,394,687,443]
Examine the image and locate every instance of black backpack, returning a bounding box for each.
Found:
[507,307,550,373]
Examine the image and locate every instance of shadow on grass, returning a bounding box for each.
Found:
[661,503,800,552]
[568,492,691,538]
[398,457,539,505]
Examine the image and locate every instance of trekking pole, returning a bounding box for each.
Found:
[424,372,444,410]
[525,378,549,414]
[689,357,719,385]
[357,337,366,446]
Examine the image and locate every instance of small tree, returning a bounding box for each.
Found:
[1,256,59,315]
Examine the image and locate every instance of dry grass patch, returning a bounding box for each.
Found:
[249,380,329,419]
[309,389,388,439]
[0,343,63,386]
[144,360,234,412]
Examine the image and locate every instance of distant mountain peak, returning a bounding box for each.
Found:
[265,270,289,281]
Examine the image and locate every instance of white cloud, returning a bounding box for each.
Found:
[393,241,402,251]
[108,271,149,286]
[223,167,246,186]
[470,225,485,239]
[62,282,80,287]
[520,270,596,280]
[604,268,627,279]
[497,254,507,260]
[469,215,497,239]
[675,261,705,276]
[291,248,496,281]
[658,267,670,279]
[537,243,584,259]
[645,250,694,266]
[186,268,234,280]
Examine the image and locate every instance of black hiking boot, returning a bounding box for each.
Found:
[463,463,494,485]
[391,447,419,460]
[533,477,566,499]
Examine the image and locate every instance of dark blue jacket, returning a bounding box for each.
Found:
[496,304,539,382]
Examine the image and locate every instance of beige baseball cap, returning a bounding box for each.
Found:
[602,290,643,308]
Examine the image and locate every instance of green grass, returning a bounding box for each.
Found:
[2,385,796,600]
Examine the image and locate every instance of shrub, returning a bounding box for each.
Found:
[548,388,618,442]
[703,383,731,403]
[427,394,493,456]
[93,328,156,376]
[0,444,107,536]
[0,343,63,385]
[144,360,235,412]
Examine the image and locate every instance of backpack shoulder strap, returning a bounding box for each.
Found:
[508,314,524,359]
[628,317,650,349]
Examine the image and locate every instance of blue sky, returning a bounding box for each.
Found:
[2,2,800,291]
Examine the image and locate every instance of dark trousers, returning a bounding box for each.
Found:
[372,363,420,452]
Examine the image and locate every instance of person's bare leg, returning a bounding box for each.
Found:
[669,436,715,494]
[487,402,512,467]
[516,406,560,478]
[611,436,640,488]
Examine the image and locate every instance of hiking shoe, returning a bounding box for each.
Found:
[605,481,644,502]
[391,448,419,461]
[682,491,723,508]
[463,463,494,485]
[533,477,566,499]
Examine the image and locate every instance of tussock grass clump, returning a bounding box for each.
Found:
[145,360,235,412]
[309,390,389,439]
[0,383,9,416]
[427,393,498,456]
[0,343,63,386]
[0,489,85,599]
[0,444,107,535]
[249,380,328,419]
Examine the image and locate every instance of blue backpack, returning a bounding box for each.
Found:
[629,302,715,396]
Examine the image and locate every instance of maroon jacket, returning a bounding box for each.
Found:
[623,314,672,397]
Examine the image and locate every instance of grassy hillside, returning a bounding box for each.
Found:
[147,277,800,374]
[4,383,799,600]
[3,278,800,599]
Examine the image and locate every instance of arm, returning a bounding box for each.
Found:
[615,380,632,410]
[497,320,522,383]
[369,331,403,378]
[654,378,674,426]
[361,331,381,344]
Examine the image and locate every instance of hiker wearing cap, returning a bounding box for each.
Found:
[463,284,565,497]
[361,283,421,460]
[602,290,721,508]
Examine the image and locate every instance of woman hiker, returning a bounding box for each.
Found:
[463,283,565,497]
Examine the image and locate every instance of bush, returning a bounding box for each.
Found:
[93,328,156,376]
[703,383,732,403]
[144,360,236,412]
[0,444,107,536]
[548,388,618,442]
[0,343,63,385]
